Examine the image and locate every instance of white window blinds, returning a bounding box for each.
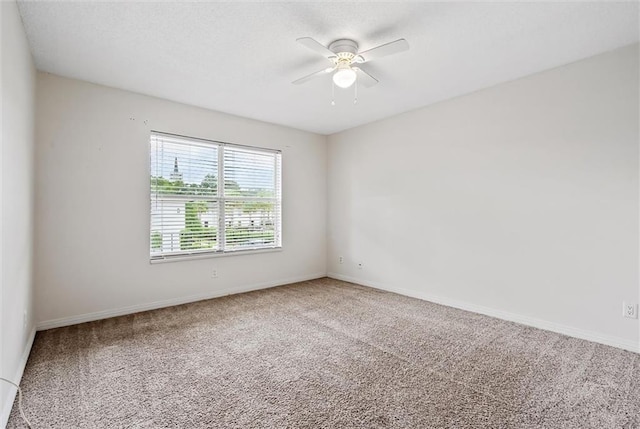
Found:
[150,132,281,260]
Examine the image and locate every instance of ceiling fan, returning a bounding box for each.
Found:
[292,37,410,89]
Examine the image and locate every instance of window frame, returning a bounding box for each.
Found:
[149,131,282,263]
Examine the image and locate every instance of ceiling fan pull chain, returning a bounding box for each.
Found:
[354,79,358,104]
[331,81,336,106]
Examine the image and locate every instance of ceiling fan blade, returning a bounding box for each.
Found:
[357,38,409,63]
[292,67,334,85]
[296,37,337,58]
[353,67,378,88]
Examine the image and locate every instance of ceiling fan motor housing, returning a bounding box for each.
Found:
[329,39,359,55]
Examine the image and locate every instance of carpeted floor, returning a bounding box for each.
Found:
[7,278,640,428]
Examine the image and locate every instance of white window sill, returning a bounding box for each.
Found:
[150,246,282,264]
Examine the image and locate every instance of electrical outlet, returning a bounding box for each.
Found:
[212,269,218,279]
[357,262,363,270]
[623,302,638,319]
[339,256,344,264]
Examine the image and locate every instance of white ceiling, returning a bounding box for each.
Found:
[16,1,639,135]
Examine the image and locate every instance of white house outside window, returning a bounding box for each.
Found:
[150,132,282,261]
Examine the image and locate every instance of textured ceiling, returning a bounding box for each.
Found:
[16,1,639,135]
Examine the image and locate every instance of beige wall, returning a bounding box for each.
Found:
[327,44,639,351]
[34,73,327,326]
[1,0,36,424]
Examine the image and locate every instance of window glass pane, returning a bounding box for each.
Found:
[223,146,276,198]
[224,200,277,250]
[151,137,218,197]
[151,198,219,255]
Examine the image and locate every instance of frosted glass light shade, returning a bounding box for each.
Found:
[333,67,357,88]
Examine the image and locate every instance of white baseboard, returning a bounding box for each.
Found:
[1,328,36,429]
[37,272,327,331]
[328,272,640,354]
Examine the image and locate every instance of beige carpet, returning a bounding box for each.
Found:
[7,278,640,428]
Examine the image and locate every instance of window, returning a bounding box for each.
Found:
[150,132,281,261]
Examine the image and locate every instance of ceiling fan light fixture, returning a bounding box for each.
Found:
[333,65,357,89]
